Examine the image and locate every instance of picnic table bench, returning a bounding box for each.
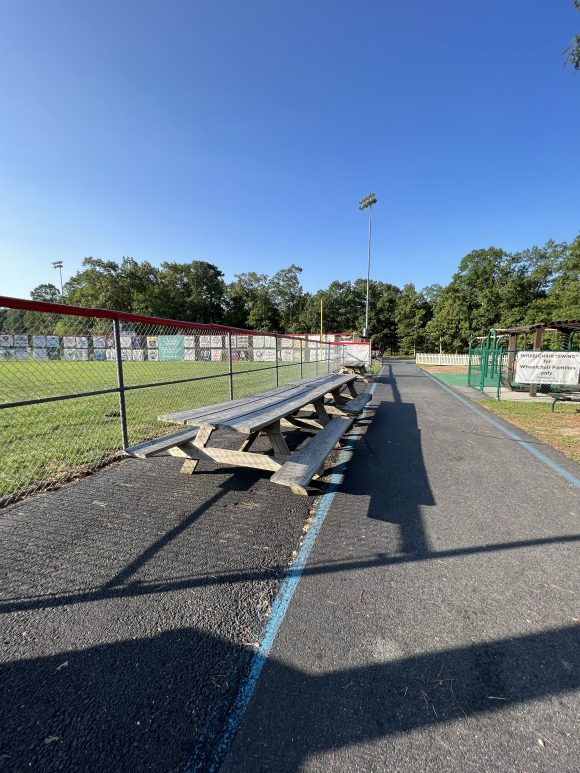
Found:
[126,373,371,495]
[550,392,580,412]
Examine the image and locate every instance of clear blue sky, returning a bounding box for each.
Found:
[0,0,578,299]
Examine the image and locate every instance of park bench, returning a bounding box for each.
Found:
[550,392,580,412]
[126,373,371,494]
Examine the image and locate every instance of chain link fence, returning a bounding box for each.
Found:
[0,298,348,507]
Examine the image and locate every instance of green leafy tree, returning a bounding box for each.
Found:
[156,261,225,323]
[503,240,567,326]
[323,281,364,334]
[247,288,281,330]
[120,259,162,316]
[225,272,271,328]
[30,283,62,303]
[422,284,443,307]
[65,257,132,310]
[294,292,319,333]
[0,308,63,335]
[395,284,432,355]
[551,234,580,317]
[426,247,507,350]
[426,284,476,352]
[296,282,362,335]
[363,281,400,353]
[527,235,580,321]
[64,256,225,323]
[564,1,580,69]
[268,265,305,332]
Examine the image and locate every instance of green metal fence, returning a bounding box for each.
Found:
[468,331,503,399]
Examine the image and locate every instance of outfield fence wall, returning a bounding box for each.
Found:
[0,296,355,506]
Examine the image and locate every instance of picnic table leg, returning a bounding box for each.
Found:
[329,388,350,407]
[346,381,358,398]
[263,421,292,457]
[312,398,330,427]
[178,425,213,474]
[239,431,259,452]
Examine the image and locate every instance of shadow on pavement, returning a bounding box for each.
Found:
[1,622,578,772]
[1,532,579,614]
[222,621,580,771]
[341,365,434,557]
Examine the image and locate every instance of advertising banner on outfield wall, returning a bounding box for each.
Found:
[157,335,185,361]
[515,351,580,385]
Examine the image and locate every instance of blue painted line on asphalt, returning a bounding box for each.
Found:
[422,369,580,488]
[187,366,385,773]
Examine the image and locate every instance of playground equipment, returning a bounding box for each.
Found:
[467,330,506,399]
[468,321,580,400]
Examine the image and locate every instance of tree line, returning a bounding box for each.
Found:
[2,233,579,353]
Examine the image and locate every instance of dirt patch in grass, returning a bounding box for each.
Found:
[419,364,468,375]
[475,400,580,463]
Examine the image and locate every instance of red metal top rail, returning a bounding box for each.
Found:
[0,295,307,338]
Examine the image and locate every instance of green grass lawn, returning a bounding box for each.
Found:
[0,358,330,501]
[476,399,580,463]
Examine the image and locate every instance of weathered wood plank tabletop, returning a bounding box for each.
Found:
[129,373,370,493]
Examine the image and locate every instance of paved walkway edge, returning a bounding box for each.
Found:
[422,369,580,488]
[186,367,385,773]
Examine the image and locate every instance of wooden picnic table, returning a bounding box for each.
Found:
[339,362,374,382]
[127,373,371,494]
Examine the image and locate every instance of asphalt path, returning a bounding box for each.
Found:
[222,360,580,772]
[0,429,322,772]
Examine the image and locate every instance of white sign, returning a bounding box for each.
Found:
[515,351,580,385]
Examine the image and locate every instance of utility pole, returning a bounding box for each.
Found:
[358,192,377,341]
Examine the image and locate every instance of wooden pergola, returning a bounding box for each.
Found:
[495,320,580,391]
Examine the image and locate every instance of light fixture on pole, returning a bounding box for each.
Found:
[358,192,377,341]
[52,260,64,295]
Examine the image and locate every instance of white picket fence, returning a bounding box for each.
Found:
[415,353,469,366]
[416,353,510,367]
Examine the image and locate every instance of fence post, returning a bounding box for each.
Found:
[275,334,279,387]
[113,319,129,449]
[467,340,474,387]
[227,332,234,400]
[300,338,303,379]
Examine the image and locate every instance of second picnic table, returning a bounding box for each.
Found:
[128,373,371,494]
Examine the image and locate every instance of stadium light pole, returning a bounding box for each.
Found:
[52,260,64,295]
[358,192,377,341]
